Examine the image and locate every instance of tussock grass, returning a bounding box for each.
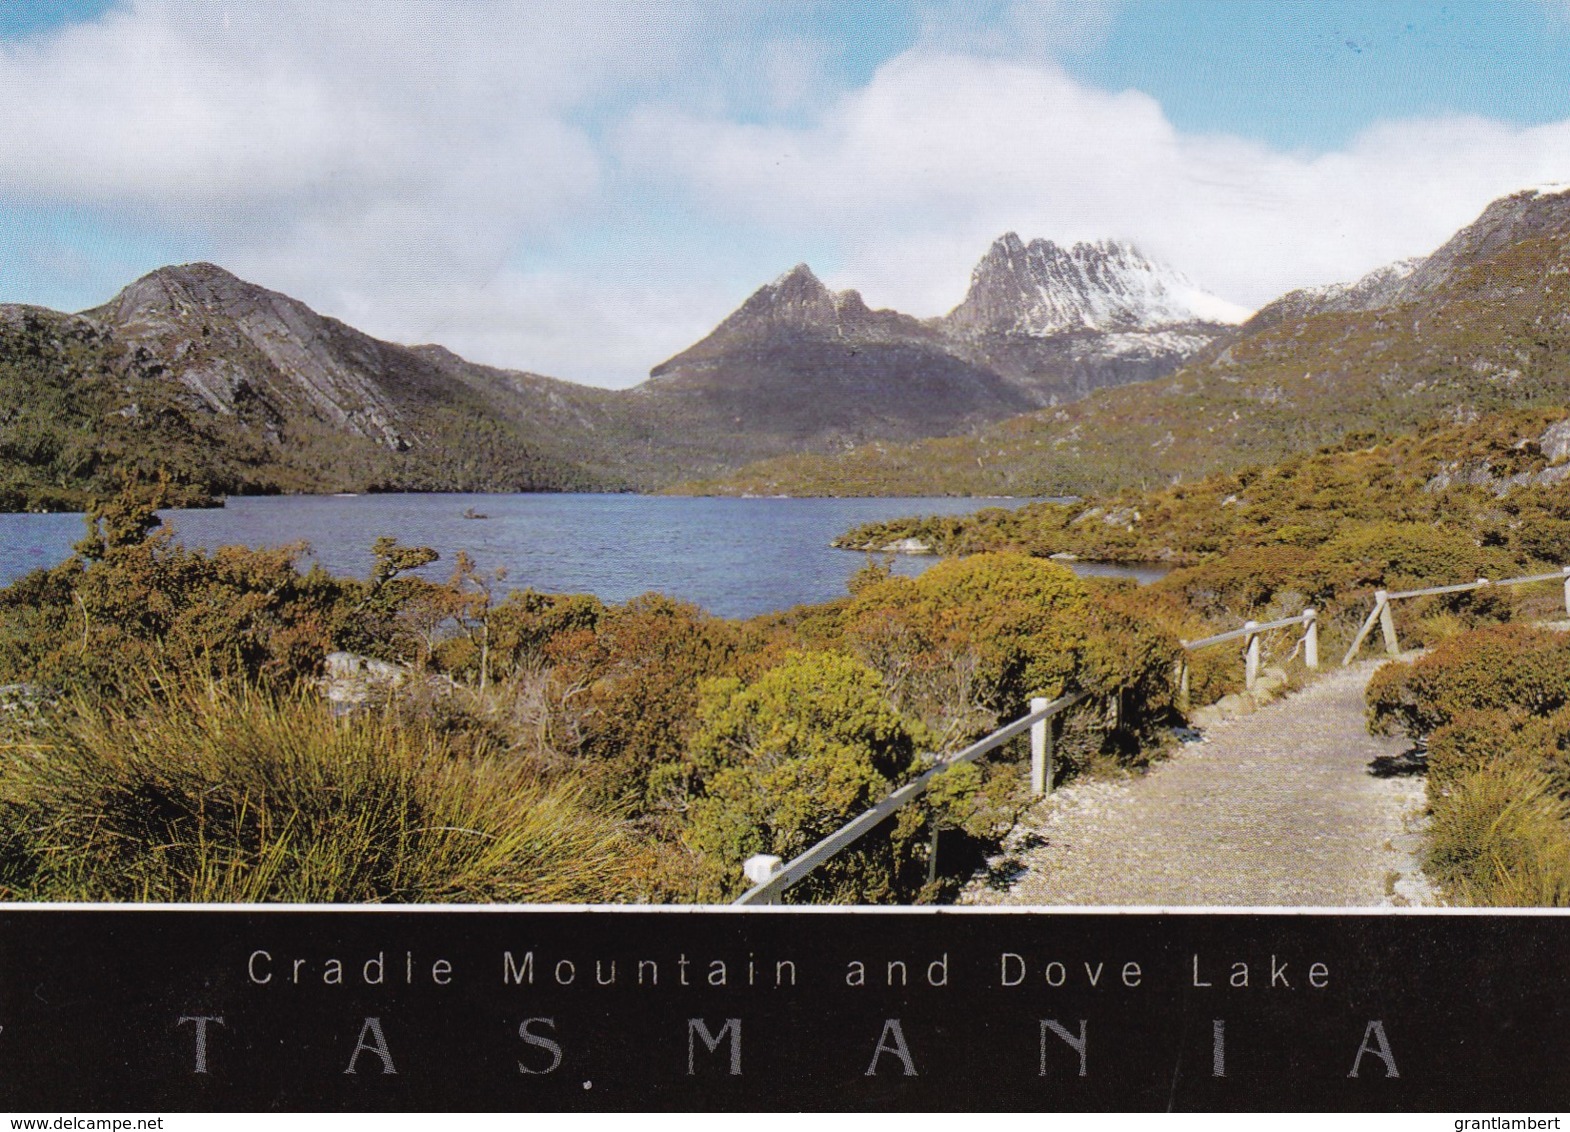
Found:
[0,680,639,903]
[1426,762,1570,907]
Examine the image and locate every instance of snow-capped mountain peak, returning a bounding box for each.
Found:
[943,234,1249,337]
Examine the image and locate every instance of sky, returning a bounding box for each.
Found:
[3,1,1570,388]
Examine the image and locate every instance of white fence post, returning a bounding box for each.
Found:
[1376,589,1399,656]
[1563,566,1570,617]
[742,854,784,904]
[1030,696,1052,795]
[1303,608,1319,669]
[1343,593,1385,665]
[1243,621,1260,690]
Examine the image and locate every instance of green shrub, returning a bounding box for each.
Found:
[841,552,1090,721]
[682,651,937,903]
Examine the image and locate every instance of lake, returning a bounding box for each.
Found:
[0,494,1165,620]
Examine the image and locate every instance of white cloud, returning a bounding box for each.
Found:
[0,0,705,381]
[619,49,1570,318]
[4,4,1570,386]
[916,0,1120,58]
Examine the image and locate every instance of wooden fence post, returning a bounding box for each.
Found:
[1244,621,1260,690]
[1342,593,1385,665]
[1030,696,1052,795]
[1562,566,1570,618]
[742,854,784,904]
[1176,659,1191,714]
[1303,608,1319,669]
[1376,589,1399,656]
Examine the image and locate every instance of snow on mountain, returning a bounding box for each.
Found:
[943,233,1250,338]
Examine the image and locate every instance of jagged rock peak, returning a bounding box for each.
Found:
[716,262,888,334]
[1339,257,1424,307]
[945,234,1248,337]
[93,261,293,326]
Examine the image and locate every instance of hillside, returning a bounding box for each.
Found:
[0,237,1240,511]
[0,265,654,510]
[684,185,1570,498]
[835,405,1570,569]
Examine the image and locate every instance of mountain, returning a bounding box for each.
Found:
[1243,258,1423,331]
[682,184,1570,498]
[645,238,1245,452]
[0,264,659,510]
[936,233,1246,402]
[943,234,1247,337]
[641,264,1036,446]
[0,233,1248,511]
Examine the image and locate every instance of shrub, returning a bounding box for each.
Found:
[484,589,606,676]
[1425,709,1533,789]
[546,594,744,808]
[841,552,1090,722]
[1424,761,1570,907]
[1312,521,1509,595]
[1152,545,1320,623]
[1366,624,1570,737]
[682,651,937,903]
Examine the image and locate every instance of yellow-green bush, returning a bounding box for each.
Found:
[682,651,934,903]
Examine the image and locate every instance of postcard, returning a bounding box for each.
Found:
[1,0,1568,1115]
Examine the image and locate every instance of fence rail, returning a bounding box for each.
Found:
[1342,565,1570,665]
[1178,608,1318,702]
[733,561,1570,905]
[733,689,1088,905]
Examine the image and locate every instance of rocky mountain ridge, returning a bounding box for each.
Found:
[942,233,1247,337]
[647,236,1246,437]
[0,227,1256,509]
[684,184,1570,498]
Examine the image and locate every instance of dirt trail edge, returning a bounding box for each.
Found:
[960,659,1438,907]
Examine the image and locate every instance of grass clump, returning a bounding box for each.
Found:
[1365,624,1570,907]
[1425,761,1570,907]
[0,680,637,903]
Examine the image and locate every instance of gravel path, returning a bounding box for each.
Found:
[960,660,1438,907]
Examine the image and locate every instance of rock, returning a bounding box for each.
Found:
[319,651,459,714]
[881,537,933,555]
[0,683,47,711]
[1540,418,1570,463]
[320,651,412,710]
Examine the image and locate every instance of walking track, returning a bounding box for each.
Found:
[960,660,1437,907]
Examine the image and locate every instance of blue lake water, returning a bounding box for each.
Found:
[0,494,1164,620]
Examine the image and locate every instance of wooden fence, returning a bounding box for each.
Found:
[733,689,1088,905]
[1177,609,1318,706]
[1340,566,1570,665]
[733,563,1570,904]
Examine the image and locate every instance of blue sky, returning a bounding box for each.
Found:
[3,1,1570,385]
